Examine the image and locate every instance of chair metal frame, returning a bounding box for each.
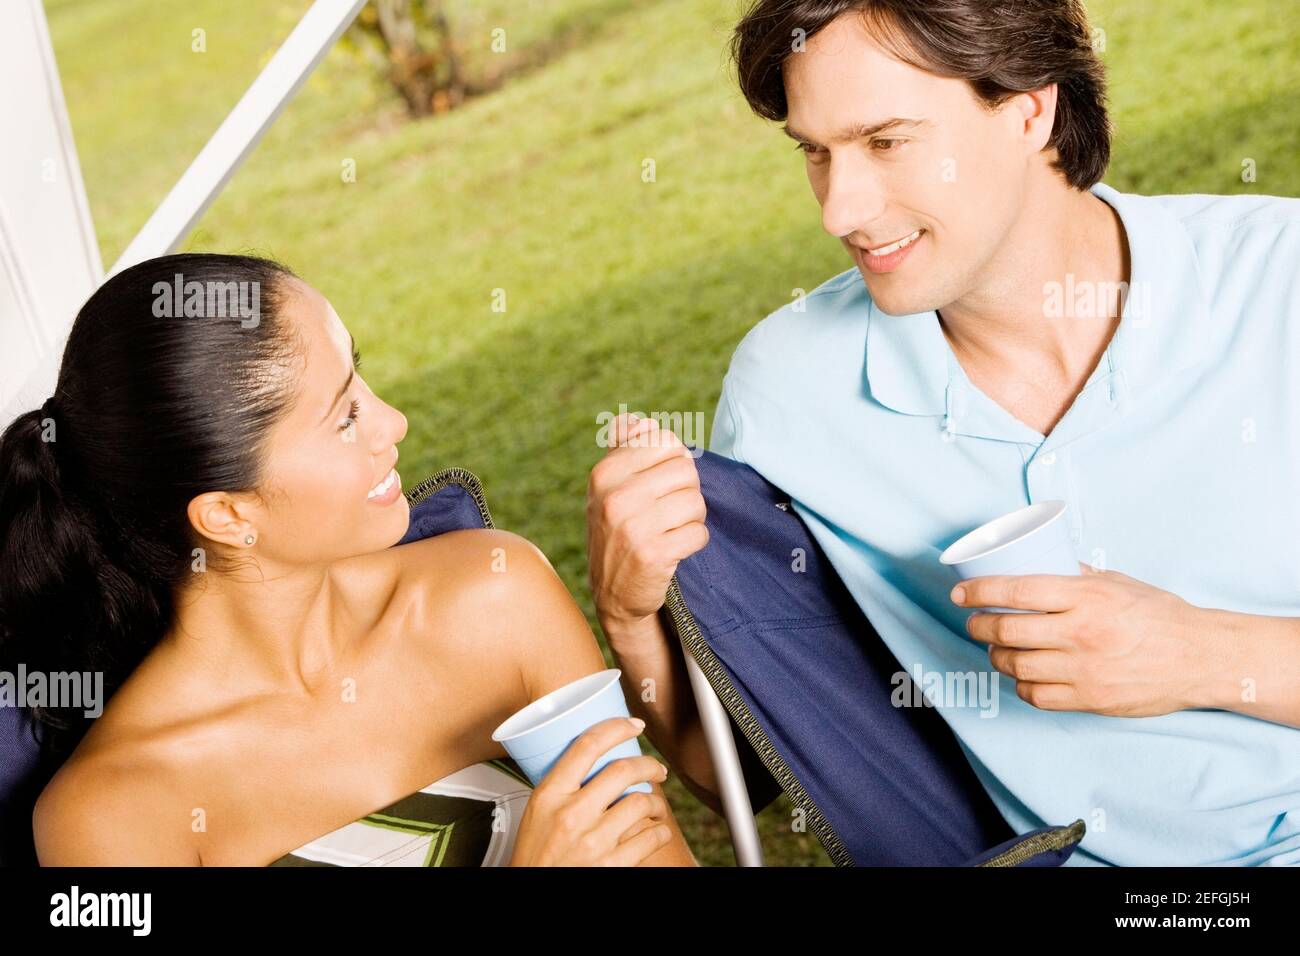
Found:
[679,640,765,866]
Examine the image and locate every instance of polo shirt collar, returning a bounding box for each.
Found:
[864,294,950,416]
[863,182,1215,433]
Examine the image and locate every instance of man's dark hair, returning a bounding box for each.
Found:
[730,0,1112,190]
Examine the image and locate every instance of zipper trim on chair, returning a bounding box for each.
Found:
[403,467,495,529]
[663,576,855,867]
[975,818,1087,867]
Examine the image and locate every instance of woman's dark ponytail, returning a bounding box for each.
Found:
[0,399,167,756]
[0,253,301,759]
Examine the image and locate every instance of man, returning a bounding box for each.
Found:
[587,0,1300,866]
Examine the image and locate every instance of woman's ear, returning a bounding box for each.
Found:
[187,490,257,549]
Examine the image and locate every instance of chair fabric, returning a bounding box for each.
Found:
[662,449,1086,866]
[0,705,44,867]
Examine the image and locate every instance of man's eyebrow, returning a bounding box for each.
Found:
[781,117,928,145]
[319,332,359,425]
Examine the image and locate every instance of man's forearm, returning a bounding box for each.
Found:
[602,613,730,812]
[1193,607,1300,729]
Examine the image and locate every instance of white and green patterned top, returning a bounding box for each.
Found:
[270,758,534,867]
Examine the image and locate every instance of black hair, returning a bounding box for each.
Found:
[0,252,303,759]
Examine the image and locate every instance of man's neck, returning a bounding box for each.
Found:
[935,175,1128,437]
[938,176,1130,388]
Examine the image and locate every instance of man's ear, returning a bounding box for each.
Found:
[1012,83,1059,153]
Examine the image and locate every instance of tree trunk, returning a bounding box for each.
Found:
[371,0,464,118]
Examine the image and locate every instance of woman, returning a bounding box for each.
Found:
[0,253,696,866]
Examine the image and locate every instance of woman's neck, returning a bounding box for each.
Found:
[162,561,355,700]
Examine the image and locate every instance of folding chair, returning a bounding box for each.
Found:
[661,448,1087,867]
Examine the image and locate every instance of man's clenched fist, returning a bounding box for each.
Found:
[586,413,709,640]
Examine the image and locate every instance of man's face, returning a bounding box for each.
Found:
[783,12,1038,316]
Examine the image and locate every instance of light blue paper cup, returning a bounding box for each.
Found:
[491,668,652,801]
[939,500,1080,613]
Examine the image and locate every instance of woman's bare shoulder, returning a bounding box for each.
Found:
[29,664,271,866]
[377,528,552,623]
[385,528,607,697]
[33,739,199,865]
[329,528,542,619]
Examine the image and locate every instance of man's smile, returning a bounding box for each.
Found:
[853,228,926,273]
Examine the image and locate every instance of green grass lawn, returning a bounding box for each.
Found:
[49,0,1299,866]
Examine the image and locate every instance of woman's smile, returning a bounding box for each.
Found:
[365,467,401,504]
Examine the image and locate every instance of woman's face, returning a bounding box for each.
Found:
[222,277,411,568]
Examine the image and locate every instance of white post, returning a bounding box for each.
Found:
[0,0,105,423]
[108,0,369,277]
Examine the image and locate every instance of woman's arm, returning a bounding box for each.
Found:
[454,528,698,866]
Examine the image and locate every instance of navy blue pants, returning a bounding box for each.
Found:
[669,450,1085,866]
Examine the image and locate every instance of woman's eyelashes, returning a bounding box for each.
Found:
[339,398,361,433]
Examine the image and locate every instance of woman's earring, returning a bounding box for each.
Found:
[244,534,256,546]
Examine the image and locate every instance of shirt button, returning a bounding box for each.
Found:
[1039,451,1057,466]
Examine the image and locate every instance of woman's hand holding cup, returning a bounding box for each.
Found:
[508,717,672,866]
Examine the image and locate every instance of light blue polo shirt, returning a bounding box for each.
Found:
[709,182,1300,866]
